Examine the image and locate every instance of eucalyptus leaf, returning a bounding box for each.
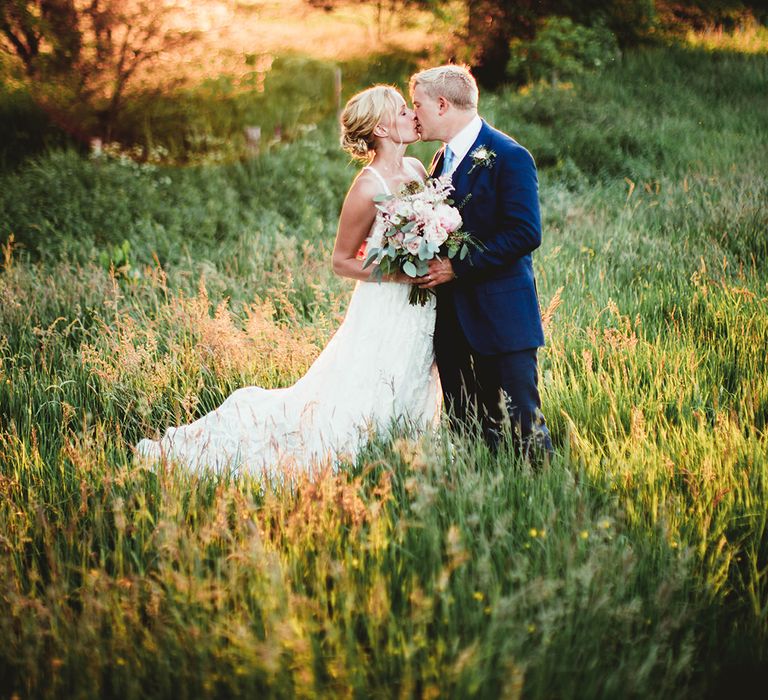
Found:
[362,248,380,269]
[402,260,418,277]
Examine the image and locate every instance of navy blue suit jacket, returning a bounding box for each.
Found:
[431,120,545,355]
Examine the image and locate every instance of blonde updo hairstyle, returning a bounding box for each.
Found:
[340,85,402,161]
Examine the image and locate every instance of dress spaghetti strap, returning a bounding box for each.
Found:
[363,165,391,195]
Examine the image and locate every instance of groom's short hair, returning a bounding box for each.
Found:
[409,64,478,110]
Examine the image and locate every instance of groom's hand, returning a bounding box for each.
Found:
[416,258,456,289]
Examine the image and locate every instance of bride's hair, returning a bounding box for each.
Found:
[340,85,402,161]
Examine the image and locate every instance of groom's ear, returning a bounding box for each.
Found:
[437,96,450,115]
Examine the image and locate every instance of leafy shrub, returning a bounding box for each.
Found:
[507,17,620,85]
[555,0,658,46]
[0,85,76,170]
[0,124,351,266]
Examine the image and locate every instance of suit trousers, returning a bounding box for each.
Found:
[434,291,553,459]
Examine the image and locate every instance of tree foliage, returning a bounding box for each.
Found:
[506,16,620,85]
[0,1,192,138]
[303,1,765,88]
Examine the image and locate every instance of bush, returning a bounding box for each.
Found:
[555,0,658,46]
[0,85,76,170]
[506,17,620,85]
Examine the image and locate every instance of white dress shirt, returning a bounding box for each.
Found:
[443,114,483,176]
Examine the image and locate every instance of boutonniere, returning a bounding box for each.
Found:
[468,146,496,174]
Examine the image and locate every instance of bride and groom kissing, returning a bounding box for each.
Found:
[136,64,554,473]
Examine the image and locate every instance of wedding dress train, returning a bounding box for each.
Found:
[135,165,440,474]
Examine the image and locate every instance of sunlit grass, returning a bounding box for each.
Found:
[0,44,767,696]
[685,17,768,54]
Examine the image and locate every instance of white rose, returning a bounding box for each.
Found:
[392,199,414,221]
[405,236,422,255]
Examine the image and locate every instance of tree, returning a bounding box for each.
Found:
[461,0,541,88]
[0,1,193,139]
[305,1,767,90]
[300,0,540,87]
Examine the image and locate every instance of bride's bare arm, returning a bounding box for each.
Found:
[332,174,406,282]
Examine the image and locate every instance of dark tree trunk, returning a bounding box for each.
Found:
[466,0,544,89]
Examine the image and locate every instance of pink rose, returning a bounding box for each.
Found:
[435,203,462,233]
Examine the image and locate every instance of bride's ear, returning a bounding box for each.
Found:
[373,123,388,139]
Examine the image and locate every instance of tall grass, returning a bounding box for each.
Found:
[0,44,766,697]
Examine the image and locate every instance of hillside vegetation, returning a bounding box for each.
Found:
[0,44,766,697]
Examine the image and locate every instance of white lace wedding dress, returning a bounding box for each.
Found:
[136,164,440,475]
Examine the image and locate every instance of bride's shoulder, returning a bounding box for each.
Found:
[345,168,382,202]
[405,156,428,179]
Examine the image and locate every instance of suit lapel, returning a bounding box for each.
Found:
[452,121,492,197]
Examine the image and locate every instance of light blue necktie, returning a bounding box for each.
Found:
[441,146,455,176]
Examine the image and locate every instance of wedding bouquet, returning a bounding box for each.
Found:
[363,176,475,306]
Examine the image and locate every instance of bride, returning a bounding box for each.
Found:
[135,85,441,474]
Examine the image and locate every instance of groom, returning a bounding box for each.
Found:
[410,64,553,461]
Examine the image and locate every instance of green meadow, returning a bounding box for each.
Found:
[0,44,766,697]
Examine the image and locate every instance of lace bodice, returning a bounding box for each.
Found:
[363,160,423,196]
